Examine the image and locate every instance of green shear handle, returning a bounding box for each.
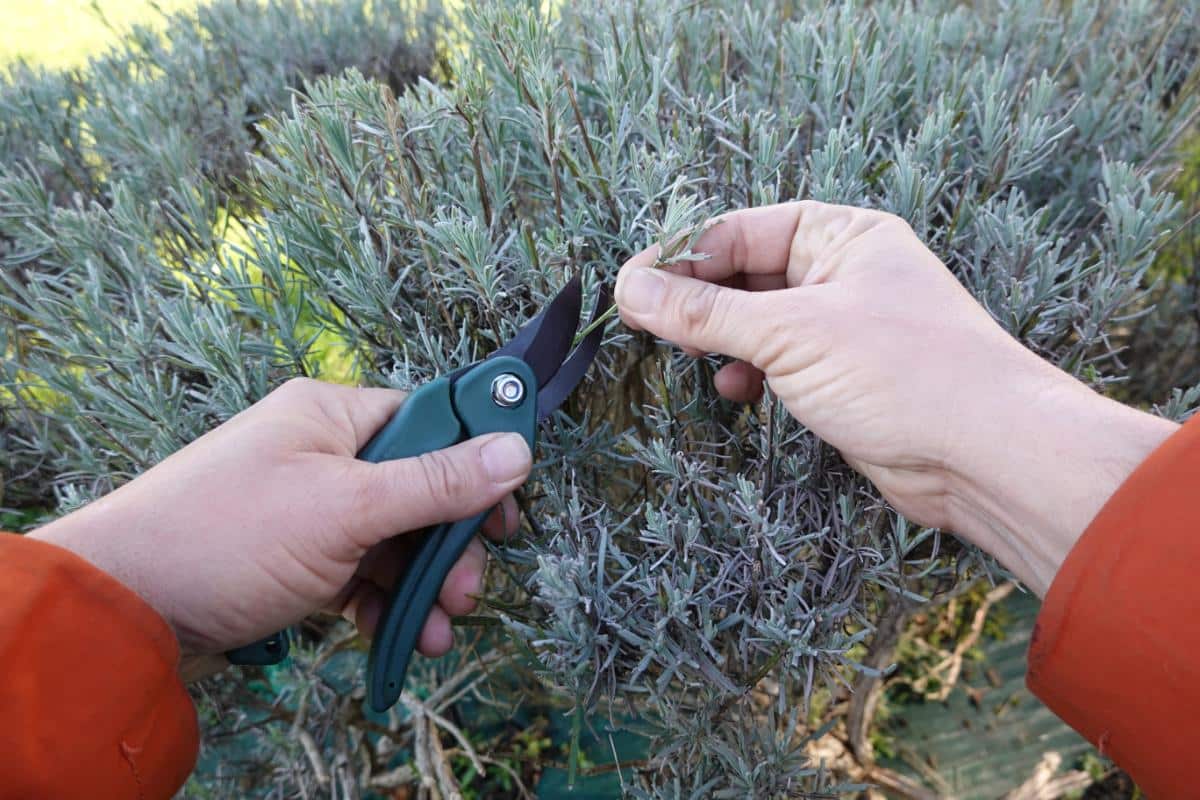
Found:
[226,274,610,711]
[358,356,537,711]
[229,356,537,713]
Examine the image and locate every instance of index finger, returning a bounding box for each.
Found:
[624,202,807,285]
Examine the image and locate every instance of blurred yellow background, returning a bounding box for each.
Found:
[0,0,195,67]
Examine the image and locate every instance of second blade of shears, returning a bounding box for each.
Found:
[489,274,583,388]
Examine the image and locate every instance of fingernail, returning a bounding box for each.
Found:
[617,267,666,315]
[480,433,531,483]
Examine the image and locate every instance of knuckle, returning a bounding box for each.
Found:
[794,199,822,217]
[775,291,809,325]
[345,462,391,528]
[284,376,318,393]
[680,281,724,334]
[756,305,797,368]
[276,376,319,401]
[863,208,911,236]
[415,448,474,503]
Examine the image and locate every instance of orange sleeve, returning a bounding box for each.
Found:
[0,533,198,799]
[1028,414,1200,798]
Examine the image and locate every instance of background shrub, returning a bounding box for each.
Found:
[1124,133,1200,416]
[0,0,440,508]
[2,0,1198,796]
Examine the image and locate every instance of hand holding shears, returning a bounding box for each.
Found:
[229,276,610,711]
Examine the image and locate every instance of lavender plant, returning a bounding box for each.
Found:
[2,0,1198,796]
[0,0,441,508]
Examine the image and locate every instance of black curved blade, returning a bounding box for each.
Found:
[535,288,612,420]
[489,274,583,389]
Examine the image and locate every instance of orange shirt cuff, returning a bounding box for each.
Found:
[0,533,199,799]
[1028,414,1200,798]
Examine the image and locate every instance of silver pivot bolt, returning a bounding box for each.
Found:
[491,373,526,408]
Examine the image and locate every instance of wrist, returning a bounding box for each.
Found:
[31,495,187,645]
[944,364,1177,595]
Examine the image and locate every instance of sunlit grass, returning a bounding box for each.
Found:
[1,0,197,68]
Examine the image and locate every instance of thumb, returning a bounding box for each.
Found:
[342,432,532,549]
[615,265,781,365]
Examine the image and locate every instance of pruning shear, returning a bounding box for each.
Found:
[226,275,611,713]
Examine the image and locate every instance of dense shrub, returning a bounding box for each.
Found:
[1125,133,1200,414]
[0,0,438,204]
[3,0,1198,796]
[0,0,440,507]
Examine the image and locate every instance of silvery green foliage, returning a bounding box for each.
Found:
[1124,136,1200,411]
[2,0,1198,796]
[0,0,440,506]
[0,0,438,205]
